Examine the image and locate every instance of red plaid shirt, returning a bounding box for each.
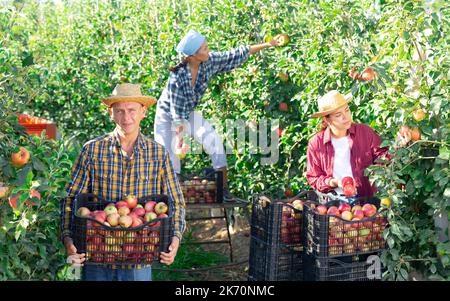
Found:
[306,123,390,197]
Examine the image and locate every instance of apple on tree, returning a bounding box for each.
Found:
[11,147,30,168]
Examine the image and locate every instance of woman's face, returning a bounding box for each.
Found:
[191,42,209,63]
[325,105,353,132]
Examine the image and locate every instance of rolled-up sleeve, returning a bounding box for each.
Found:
[209,45,250,75]
[306,140,334,193]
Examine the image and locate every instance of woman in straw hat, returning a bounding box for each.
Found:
[154,29,286,197]
[306,90,390,197]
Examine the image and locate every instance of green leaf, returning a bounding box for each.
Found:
[400,268,409,280]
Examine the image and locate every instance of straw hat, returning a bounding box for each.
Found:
[311,90,352,118]
[102,84,156,108]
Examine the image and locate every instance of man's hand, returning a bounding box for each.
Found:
[160,236,180,265]
[64,236,86,267]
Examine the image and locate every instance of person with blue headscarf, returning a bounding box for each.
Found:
[154,30,285,196]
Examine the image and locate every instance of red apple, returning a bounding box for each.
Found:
[316,205,327,215]
[351,217,362,229]
[341,176,354,186]
[353,209,364,220]
[327,206,340,216]
[279,102,289,112]
[338,203,351,213]
[11,147,30,167]
[144,200,157,212]
[115,201,128,209]
[351,205,362,213]
[132,207,146,217]
[362,204,377,217]
[131,216,143,228]
[343,184,357,197]
[93,211,107,223]
[125,195,138,209]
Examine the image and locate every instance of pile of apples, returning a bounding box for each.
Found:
[280,202,302,245]
[17,113,53,124]
[256,196,304,245]
[309,202,386,256]
[77,195,169,229]
[76,195,169,264]
[180,176,216,204]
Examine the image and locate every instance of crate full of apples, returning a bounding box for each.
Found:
[179,169,223,203]
[303,198,388,258]
[17,113,57,140]
[248,192,314,281]
[250,192,313,247]
[72,193,173,266]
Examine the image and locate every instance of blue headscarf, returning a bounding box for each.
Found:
[176,30,206,56]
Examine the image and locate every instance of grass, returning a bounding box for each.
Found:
[152,230,229,281]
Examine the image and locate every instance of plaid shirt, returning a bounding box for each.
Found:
[158,45,250,124]
[61,129,186,243]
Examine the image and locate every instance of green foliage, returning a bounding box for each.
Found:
[0,107,81,280]
[1,0,448,280]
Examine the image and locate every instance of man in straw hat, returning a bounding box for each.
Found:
[306,90,390,197]
[61,83,185,281]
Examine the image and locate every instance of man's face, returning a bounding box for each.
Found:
[109,102,146,135]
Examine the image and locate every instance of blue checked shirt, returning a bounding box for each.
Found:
[158,45,251,123]
[61,129,186,242]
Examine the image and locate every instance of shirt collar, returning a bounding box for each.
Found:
[110,128,146,150]
[323,123,356,144]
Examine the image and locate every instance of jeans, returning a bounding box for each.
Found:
[82,265,152,281]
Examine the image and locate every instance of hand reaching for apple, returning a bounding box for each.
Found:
[64,236,86,267]
[396,130,412,148]
[270,34,289,47]
[160,236,180,265]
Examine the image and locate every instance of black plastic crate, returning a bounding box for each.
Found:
[250,191,315,246]
[303,196,387,258]
[247,191,314,281]
[248,236,303,281]
[179,168,223,203]
[72,193,173,267]
[303,252,384,281]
